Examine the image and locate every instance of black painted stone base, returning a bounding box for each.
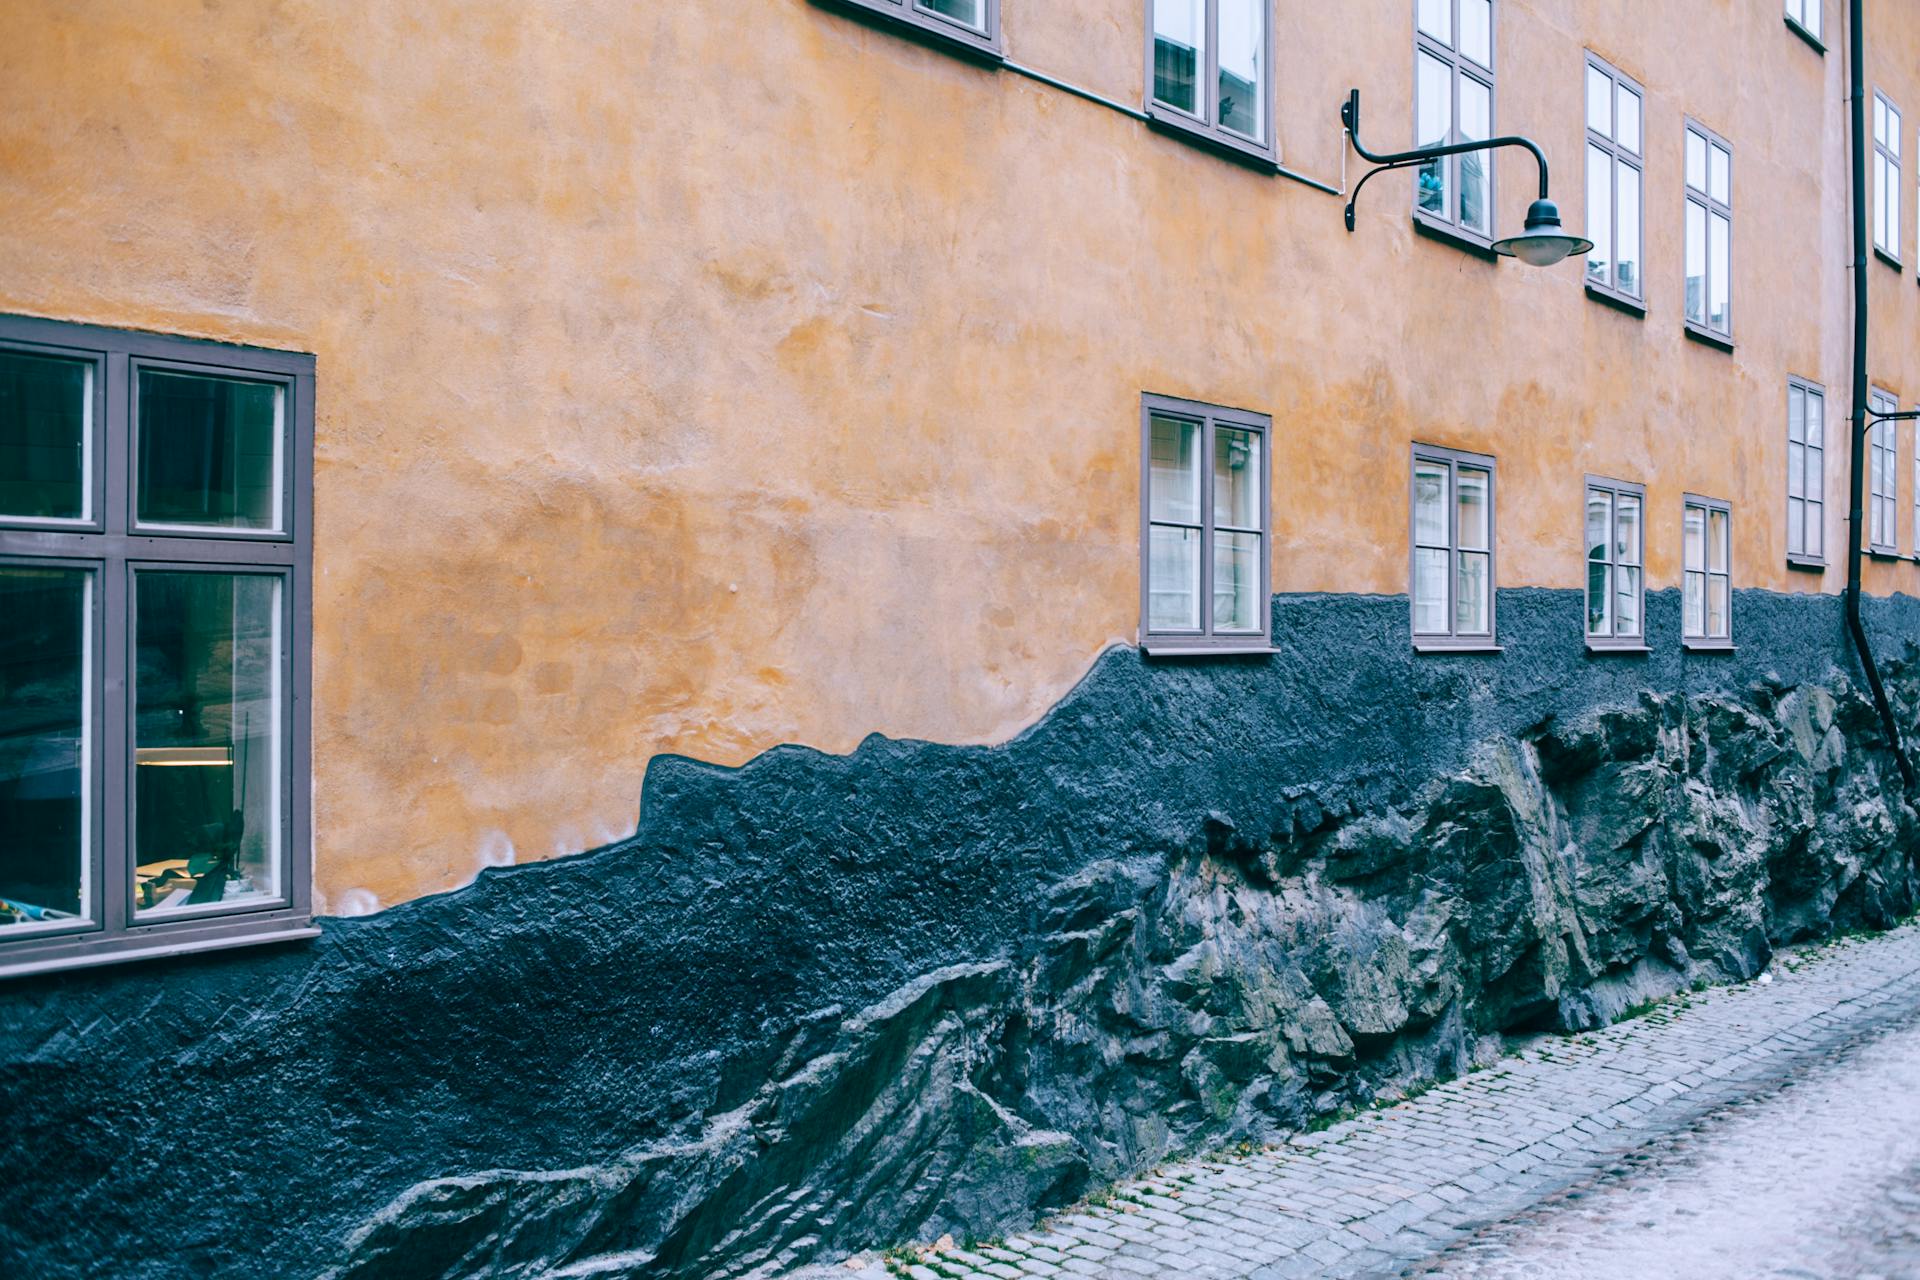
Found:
[2,589,1917,1279]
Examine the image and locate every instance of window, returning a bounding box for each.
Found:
[1787,378,1826,567]
[1874,92,1903,264]
[1410,444,1496,649]
[1147,0,1273,160]
[821,0,1001,57]
[1584,55,1644,307]
[1585,477,1645,649]
[0,315,313,978]
[1784,0,1822,47]
[1141,394,1271,652]
[1869,387,1900,555]
[1684,121,1733,345]
[1414,0,1495,245]
[1682,495,1733,649]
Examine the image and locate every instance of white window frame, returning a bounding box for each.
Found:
[1682,494,1734,651]
[1787,377,1827,569]
[1584,475,1646,650]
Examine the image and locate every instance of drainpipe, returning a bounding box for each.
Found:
[1846,0,1915,786]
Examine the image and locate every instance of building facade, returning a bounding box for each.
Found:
[3,1,1920,1276]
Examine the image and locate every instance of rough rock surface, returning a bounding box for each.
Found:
[1,590,1917,1279]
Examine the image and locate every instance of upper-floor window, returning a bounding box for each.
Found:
[0,315,314,979]
[1784,0,1822,46]
[1411,443,1496,649]
[1787,378,1826,567]
[1141,394,1271,653]
[1684,121,1733,344]
[1147,0,1273,160]
[1585,476,1644,648]
[1683,495,1732,649]
[826,0,1001,57]
[1584,54,1644,306]
[1414,0,1495,244]
[1875,92,1903,264]
[1870,387,1900,554]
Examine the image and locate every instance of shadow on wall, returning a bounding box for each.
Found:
[1,589,1917,1280]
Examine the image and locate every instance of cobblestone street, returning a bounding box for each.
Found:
[820,921,1920,1280]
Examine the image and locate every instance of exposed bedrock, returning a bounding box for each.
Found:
[2,591,1918,1280]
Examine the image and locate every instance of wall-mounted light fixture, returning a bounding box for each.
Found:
[1340,89,1593,266]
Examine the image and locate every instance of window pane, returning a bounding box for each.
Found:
[1148,526,1200,630]
[919,0,985,31]
[1616,162,1641,297]
[1788,386,1806,443]
[0,567,89,929]
[1876,97,1887,146]
[1893,108,1904,159]
[1456,466,1490,550]
[0,350,89,521]
[1788,495,1806,554]
[1416,53,1452,217]
[1413,461,1449,545]
[1617,84,1641,155]
[1788,441,1806,499]
[1686,202,1707,324]
[1459,0,1491,67]
[1891,173,1902,259]
[134,572,283,916]
[1684,505,1706,570]
[1808,499,1824,557]
[1708,575,1730,639]
[1413,548,1449,634]
[1617,493,1641,564]
[1456,551,1490,634]
[1708,508,1729,572]
[137,369,284,531]
[1616,566,1642,636]
[1152,0,1204,115]
[1708,211,1731,333]
[1686,130,1708,193]
[1586,145,1613,283]
[1807,392,1824,447]
[1710,144,1731,205]
[1586,488,1611,563]
[1808,441,1823,497]
[1217,0,1264,141]
[1213,426,1261,528]
[1684,572,1705,636]
[1875,153,1890,248]
[1459,78,1491,234]
[1149,415,1200,524]
[1587,66,1612,137]
[1587,560,1612,636]
[1417,0,1451,45]
[1213,531,1261,633]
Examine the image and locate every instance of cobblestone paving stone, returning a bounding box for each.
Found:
[812,920,1920,1280]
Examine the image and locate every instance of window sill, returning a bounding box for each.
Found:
[1412,212,1500,262]
[1785,16,1826,54]
[1585,283,1647,317]
[1586,639,1651,655]
[1683,321,1735,353]
[1876,247,1904,272]
[1412,639,1503,654]
[0,915,319,981]
[1683,639,1736,653]
[810,0,1005,64]
[1868,547,1904,561]
[1142,642,1278,658]
[1145,108,1279,174]
[1786,554,1829,573]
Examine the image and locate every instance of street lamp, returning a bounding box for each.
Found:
[1339,89,1593,267]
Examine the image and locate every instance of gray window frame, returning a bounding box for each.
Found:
[1683,119,1734,349]
[1784,0,1824,53]
[1681,492,1734,651]
[1786,376,1828,570]
[0,314,315,979]
[1412,0,1497,252]
[1584,474,1647,652]
[1583,53,1646,312]
[1139,392,1273,656]
[1409,442,1499,652]
[1143,0,1277,165]
[1874,90,1903,268]
[1869,386,1900,556]
[817,0,1003,60]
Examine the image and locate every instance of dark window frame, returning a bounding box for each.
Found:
[1409,442,1499,652]
[1683,118,1734,349]
[1139,392,1274,656]
[1786,376,1828,571]
[1143,0,1278,166]
[0,314,314,979]
[1868,385,1901,556]
[1874,89,1903,268]
[1583,53,1646,312]
[814,0,1004,61]
[1584,474,1647,652]
[1412,0,1498,253]
[1681,492,1734,651]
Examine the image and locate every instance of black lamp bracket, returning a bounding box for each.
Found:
[1341,88,1552,232]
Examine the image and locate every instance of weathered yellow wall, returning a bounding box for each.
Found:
[0,0,1912,911]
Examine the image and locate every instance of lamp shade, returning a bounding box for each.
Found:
[1491,199,1594,266]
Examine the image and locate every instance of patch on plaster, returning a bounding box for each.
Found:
[476,830,517,872]
[334,888,382,918]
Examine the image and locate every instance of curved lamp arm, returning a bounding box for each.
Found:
[1340,88,1551,231]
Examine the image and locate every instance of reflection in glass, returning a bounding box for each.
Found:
[1617,566,1642,636]
[1709,144,1730,205]
[135,572,282,915]
[1413,548,1449,634]
[1416,53,1452,217]
[1214,428,1260,528]
[1587,145,1612,282]
[1586,488,1611,635]
[1709,212,1730,333]
[1459,0,1491,66]
[1616,163,1641,296]
[1153,0,1205,116]
[1413,462,1449,546]
[1459,78,1491,234]
[1456,467,1489,550]
[1456,551,1490,634]
[1709,508,1729,573]
[137,370,284,531]
[1149,526,1201,631]
[1708,576,1730,639]
[1617,495,1641,566]
[0,568,89,929]
[1684,572,1706,637]
[1617,85,1640,155]
[0,350,90,521]
[1685,202,1707,324]
[1149,416,1200,524]
[1217,0,1264,140]
[1684,506,1707,571]
[920,0,985,31]
[1214,532,1260,633]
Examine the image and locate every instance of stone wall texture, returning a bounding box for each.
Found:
[2,589,1916,1278]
